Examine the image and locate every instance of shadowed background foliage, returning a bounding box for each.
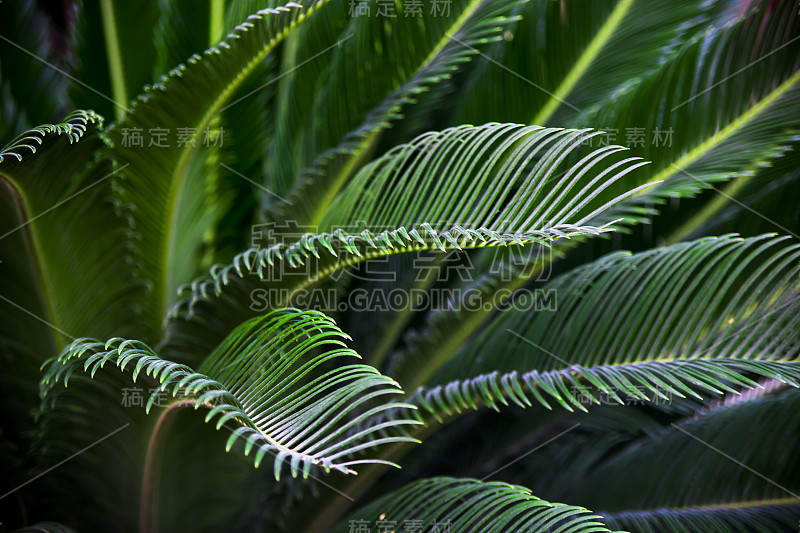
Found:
[1,0,799,532]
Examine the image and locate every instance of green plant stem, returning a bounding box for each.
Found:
[531,0,635,125]
[99,0,127,119]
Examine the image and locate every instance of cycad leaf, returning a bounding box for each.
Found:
[273,0,524,224]
[682,140,800,240]
[604,499,800,533]
[263,0,350,198]
[446,234,800,375]
[105,1,330,332]
[415,359,800,419]
[452,0,732,126]
[336,477,622,533]
[164,224,608,363]
[40,308,419,479]
[585,0,800,226]
[164,124,650,361]
[0,111,142,397]
[400,234,800,420]
[570,388,800,528]
[385,0,800,382]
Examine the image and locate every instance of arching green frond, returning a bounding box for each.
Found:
[374,3,800,383]
[433,235,800,385]
[566,388,800,519]
[162,224,609,364]
[273,0,525,224]
[586,0,800,227]
[603,499,800,533]
[0,110,96,163]
[151,0,276,265]
[414,359,800,420]
[163,124,650,361]
[677,140,800,242]
[452,0,731,127]
[0,111,143,406]
[318,124,648,231]
[379,389,800,533]
[105,1,331,332]
[336,477,621,533]
[5,0,800,530]
[41,308,420,480]
[263,0,350,198]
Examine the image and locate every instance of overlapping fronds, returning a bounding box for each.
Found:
[378,234,799,429]
[568,388,800,524]
[275,0,526,223]
[588,0,800,226]
[40,308,419,479]
[603,500,800,533]
[337,477,622,533]
[453,0,735,127]
[3,1,800,531]
[414,359,800,420]
[105,0,331,331]
[0,110,142,382]
[163,124,649,360]
[380,1,800,384]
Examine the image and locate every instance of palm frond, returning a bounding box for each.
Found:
[567,388,800,523]
[40,308,420,479]
[587,0,800,227]
[0,111,143,398]
[415,359,800,420]
[273,0,525,224]
[394,230,800,397]
[381,0,800,385]
[336,477,622,533]
[105,1,330,332]
[452,0,733,127]
[441,235,800,377]
[263,0,351,198]
[603,499,800,533]
[164,123,649,361]
[679,140,800,241]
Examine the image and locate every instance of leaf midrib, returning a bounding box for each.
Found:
[305,0,489,227]
[160,5,326,319]
[645,69,800,188]
[611,497,800,516]
[0,174,64,351]
[99,0,128,120]
[410,69,800,392]
[530,0,636,126]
